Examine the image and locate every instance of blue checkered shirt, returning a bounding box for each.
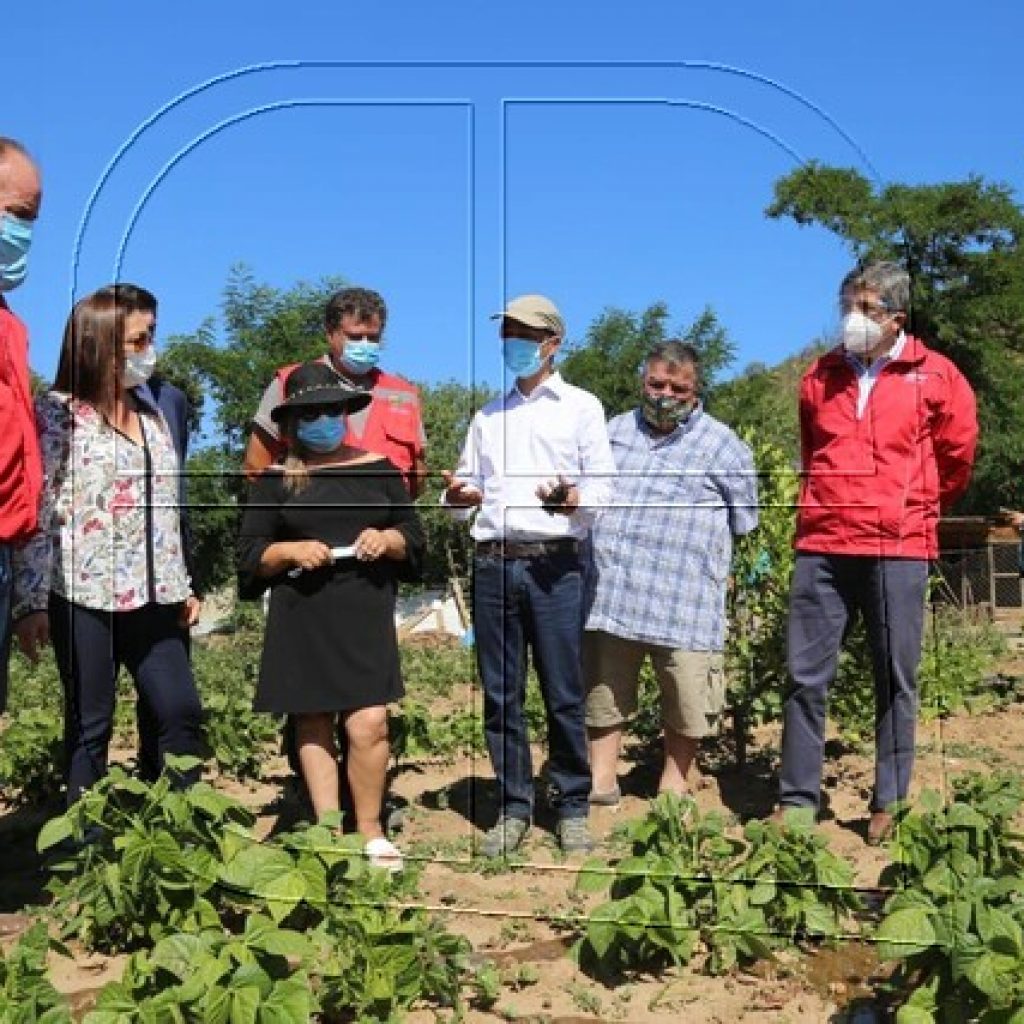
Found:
[585,406,759,650]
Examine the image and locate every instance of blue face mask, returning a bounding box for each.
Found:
[0,213,33,293]
[296,414,346,453]
[502,338,546,380]
[340,339,381,376]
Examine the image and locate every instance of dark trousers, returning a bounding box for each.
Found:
[472,551,591,822]
[779,553,928,813]
[0,545,11,714]
[49,593,203,804]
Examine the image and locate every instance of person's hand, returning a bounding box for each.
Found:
[179,596,202,629]
[14,612,49,665]
[354,528,390,561]
[441,471,483,508]
[288,540,333,572]
[536,475,579,516]
[1001,508,1024,530]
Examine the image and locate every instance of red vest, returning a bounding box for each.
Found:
[0,300,42,543]
[275,362,423,493]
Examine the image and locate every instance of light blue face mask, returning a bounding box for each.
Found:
[0,213,33,293]
[502,338,546,379]
[340,339,381,376]
[296,414,346,453]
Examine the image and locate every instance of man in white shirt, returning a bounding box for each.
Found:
[443,294,615,857]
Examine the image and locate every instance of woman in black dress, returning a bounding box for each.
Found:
[238,361,423,870]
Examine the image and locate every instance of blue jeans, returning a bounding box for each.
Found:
[0,545,11,714]
[779,554,928,813]
[472,551,591,822]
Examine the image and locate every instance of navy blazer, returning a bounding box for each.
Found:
[136,377,199,595]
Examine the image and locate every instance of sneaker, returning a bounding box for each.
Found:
[556,816,594,853]
[480,816,530,858]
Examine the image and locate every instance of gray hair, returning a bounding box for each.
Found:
[642,339,701,378]
[840,261,910,313]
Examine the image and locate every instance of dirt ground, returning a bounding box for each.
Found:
[5,652,1024,1023]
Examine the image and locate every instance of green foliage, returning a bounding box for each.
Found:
[0,707,63,806]
[560,302,735,418]
[192,635,280,782]
[0,922,70,1024]
[877,775,1024,1023]
[184,446,241,598]
[85,921,316,1024]
[725,433,799,755]
[767,163,1024,513]
[418,379,496,583]
[38,758,255,952]
[574,794,861,981]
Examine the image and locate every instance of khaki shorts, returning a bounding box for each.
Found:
[583,630,726,739]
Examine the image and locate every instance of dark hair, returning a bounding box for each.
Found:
[324,287,387,333]
[643,339,701,378]
[53,289,128,419]
[94,282,158,316]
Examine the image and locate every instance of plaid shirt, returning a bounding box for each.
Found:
[585,405,758,650]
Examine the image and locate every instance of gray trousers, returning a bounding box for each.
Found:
[779,553,928,813]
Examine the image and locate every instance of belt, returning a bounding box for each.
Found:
[475,538,580,559]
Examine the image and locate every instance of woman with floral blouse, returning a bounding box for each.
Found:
[12,286,203,804]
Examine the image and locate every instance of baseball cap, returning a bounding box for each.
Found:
[491,294,565,336]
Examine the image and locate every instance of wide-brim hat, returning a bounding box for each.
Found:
[270,360,372,422]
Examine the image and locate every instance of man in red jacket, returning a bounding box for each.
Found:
[776,261,977,844]
[0,137,43,712]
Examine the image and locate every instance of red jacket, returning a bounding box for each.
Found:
[0,299,42,543]
[795,335,977,559]
[275,362,424,493]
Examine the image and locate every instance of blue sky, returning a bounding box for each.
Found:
[5,0,1023,436]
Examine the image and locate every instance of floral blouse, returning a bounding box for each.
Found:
[12,392,192,617]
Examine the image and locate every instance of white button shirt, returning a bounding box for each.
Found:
[446,372,615,541]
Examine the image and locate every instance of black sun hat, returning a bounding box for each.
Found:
[270,360,372,423]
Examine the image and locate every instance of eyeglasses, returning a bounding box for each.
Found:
[840,299,893,319]
[124,334,155,353]
[296,403,346,422]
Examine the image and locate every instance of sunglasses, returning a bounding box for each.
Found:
[296,403,347,422]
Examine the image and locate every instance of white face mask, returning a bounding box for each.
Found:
[840,311,884,356]
[124,348,157,388]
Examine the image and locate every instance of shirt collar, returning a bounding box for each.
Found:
[845,329,907,372]
[510,369,566,402]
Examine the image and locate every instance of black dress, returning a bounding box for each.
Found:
[237,458,424,714]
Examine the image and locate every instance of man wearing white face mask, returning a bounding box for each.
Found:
[0,137,44,713]
[776,261,978,844]
[442,294,616,857]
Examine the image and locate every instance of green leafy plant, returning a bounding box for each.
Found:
[876,775,1024,1023]
[0,922,70,1024]
[85,918,315,1024]
[0,708,63,806]
[37,757,254,952]
[201,690,281,782]
[575,795,862,980]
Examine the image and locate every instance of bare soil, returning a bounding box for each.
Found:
[6,653,1024,1023]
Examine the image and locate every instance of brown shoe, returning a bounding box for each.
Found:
[867,811,894,846]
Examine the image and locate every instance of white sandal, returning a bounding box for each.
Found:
[364,836,403,874]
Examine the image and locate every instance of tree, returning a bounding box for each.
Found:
[767,163,1024,511]
[560,302,736,417]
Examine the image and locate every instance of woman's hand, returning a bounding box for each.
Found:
[354,528,404,561]
[14,612,49,664]
[179,596,202,629]
[287,540,333,572]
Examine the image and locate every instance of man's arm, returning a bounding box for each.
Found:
[934,364,979,510]
[572,397,616,525]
